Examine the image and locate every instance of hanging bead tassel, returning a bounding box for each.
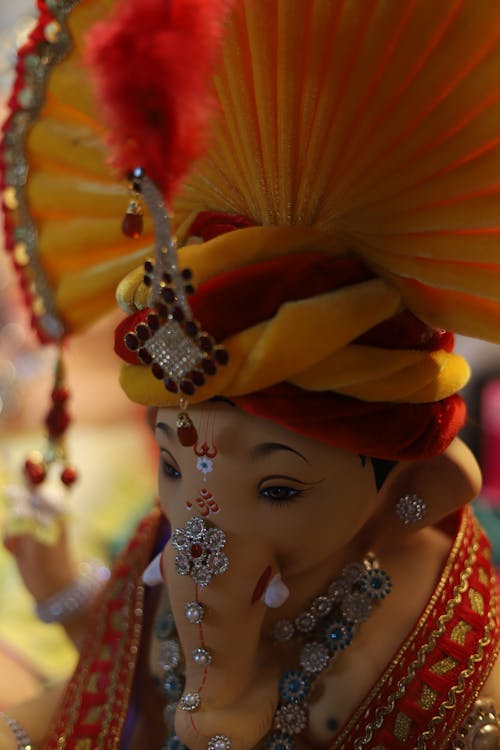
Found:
[121,169,144,239]
[177,399,198,447]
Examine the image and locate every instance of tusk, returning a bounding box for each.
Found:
[262,572,290,608]
[142,551,164,586]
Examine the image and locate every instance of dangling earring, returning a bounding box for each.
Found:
[121,170,143,239]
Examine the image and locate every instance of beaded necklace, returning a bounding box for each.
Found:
[151,553,391,750]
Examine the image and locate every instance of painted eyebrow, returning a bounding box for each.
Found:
[249,442,308,463]
[155,422,174,438]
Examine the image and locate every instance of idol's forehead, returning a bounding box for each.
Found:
[155,402,360,472]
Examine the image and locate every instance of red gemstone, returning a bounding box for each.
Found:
[161,287,175,304]
[202,359,216,376]
[143,274,152,287]
[135,323,150,341]
[61,466,78,486]
[185,321,198,337]
[125,333,140,351]
[190,543,203,558]
[184,284,195,295]
[177,423,198,447]
[144,260,154,274]
[152,363,165,379]
[180,379,195,395]
[24,458,46,485]
[172,306,184,322]
[122,211,143,239]
[147,313,160,331]
[138,348,153,364]
[164,379,179,394]
[199,335,213,352]
[181,268,193,280]
[214,347,229,366]
[190,370,205,387]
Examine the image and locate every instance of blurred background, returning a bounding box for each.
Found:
[0,0,499,713]
[0,0,155,708]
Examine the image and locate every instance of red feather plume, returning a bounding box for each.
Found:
[86,0,233,201]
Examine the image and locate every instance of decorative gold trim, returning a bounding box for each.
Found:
[333,509,472,749]
[416,570,499,750]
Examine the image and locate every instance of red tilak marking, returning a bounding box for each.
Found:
[251,565,272,604]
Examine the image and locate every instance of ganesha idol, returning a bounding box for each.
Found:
[0,0,500,749]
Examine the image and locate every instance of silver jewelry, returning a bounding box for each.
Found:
[452,697,500,749]
[172,515,229,587]
[35,559,110,623]
[208,736,231,750]
[179,691,201,712]
[395,493,427,525]
[0,712,34,750]
[267,553,392,750]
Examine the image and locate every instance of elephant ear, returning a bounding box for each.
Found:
[1,0,229,343]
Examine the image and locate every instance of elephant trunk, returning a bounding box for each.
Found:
[163,533,281,750]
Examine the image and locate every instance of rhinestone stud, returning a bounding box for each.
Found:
[185,601,205,624]
[179,691,201,712]
[395,493,427,525]
[208,735,231,750]
[192,647,212,667]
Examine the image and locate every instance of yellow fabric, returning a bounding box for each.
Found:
[9,0,500,405]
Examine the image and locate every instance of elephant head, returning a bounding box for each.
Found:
[154,402,480,750]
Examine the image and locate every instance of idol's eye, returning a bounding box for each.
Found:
[259,485,303,503]
[160,451,181,480]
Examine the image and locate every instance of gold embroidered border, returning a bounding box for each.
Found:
[332,508,472,750]
[418,570,499,750]
[348,511,479,750]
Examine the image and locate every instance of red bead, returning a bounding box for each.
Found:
[51,387,69,404]
[45,407,70,438]
[24,458,46,485]
[122,211,143,239]
[214,347,229,366]
[190,543,203,558]
[61,466,78,486]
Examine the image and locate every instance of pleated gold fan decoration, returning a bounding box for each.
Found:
[174,0,500,341]
[5,0,500,343]
[2,0,154,340]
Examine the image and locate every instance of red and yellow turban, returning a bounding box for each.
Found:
[4,0,500,460]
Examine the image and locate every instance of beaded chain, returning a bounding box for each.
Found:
[267,553,392,750]
[152,553,390,750]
